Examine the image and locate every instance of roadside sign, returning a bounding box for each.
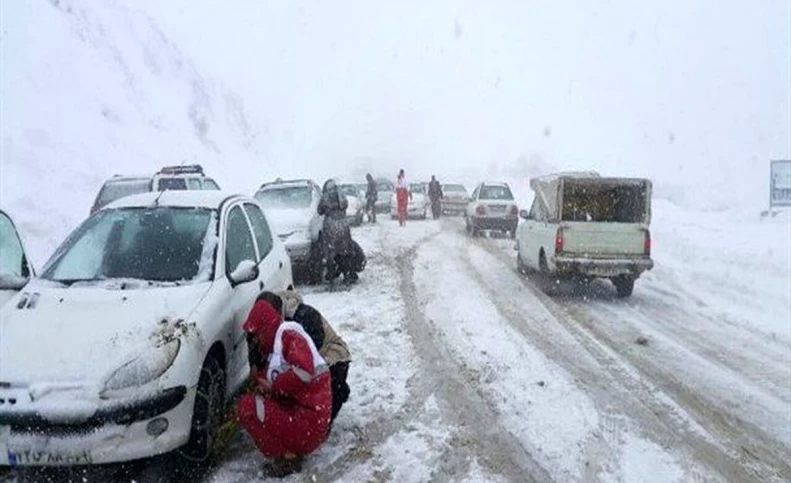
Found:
[770,160,791,207]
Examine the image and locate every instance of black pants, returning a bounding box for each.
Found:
[329,362,350,422]
[431,199,442,219]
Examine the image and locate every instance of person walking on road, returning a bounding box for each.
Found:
[237,297,332,478]
[428,175,443,220]
[395,169,411,226]
[364,173,378,224]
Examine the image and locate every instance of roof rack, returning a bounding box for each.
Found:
[259,178,313,189]
[158,164,205,175]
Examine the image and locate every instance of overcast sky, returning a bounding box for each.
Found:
[133,0,789,209]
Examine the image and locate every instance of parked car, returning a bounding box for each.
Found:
[391,182,429,220]
[90,165,220,215]
[151,164,220,192]
[0,210,34,308]
[465,182,519,236]
[0,191,292,466]
[338,183,365,226]
[516,172,653,297]
[90,175,152,215]
[441,183,469,215]
[254,179,324,280]
[374,178,395,214]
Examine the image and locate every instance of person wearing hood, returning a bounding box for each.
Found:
[364,173,378,224]
[395,169,412,226]
[317,179,356,283]
[279,289,352,423]
[428,175,443,220]
[237,295,332,478]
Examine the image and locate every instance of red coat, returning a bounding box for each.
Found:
[238,301,332,458]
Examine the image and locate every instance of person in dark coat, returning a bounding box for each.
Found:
[317,180,353,283]
[364,173,378,224]
[428,175,443,220]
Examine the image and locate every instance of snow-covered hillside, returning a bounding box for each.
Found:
[1,0,269,266]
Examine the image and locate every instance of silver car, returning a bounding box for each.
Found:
[254,179,324,276]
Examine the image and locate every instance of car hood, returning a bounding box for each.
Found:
[0,280,211,384]
[0,290,17,311]
[265,208,314,236]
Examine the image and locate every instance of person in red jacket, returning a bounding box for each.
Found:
[395,169,412,226]
[237,297,332,477]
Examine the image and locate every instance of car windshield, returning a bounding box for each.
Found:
[479,185,514,200]
[96,179,151,208]
[41,207,216,284]
[411,183,427,194]
[255,186,313,209]
[444,184,467,194]
[0,213,26,280]
[339,185,360,198]
[156,178,188,191]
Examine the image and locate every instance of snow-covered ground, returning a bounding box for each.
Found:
[2,1,789,482]
[3,202,789,483]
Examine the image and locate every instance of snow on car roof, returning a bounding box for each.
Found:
[106,190,245,209]
[482,181,511,187]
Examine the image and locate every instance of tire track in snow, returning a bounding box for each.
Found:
[462,227,790,482]
[378,227,552,483]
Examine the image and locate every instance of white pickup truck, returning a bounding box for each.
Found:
[516,172,653,297]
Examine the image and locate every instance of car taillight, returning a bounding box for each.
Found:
[475,205,486,216]
[644,229,651,256]
[510,205,518,216]
[555,228,564,255]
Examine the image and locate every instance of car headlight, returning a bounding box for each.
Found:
[103,339,180,391]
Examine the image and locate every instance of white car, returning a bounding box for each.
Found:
[150,164,221,192]
[0,210,34,308]
[254,179,324,281]
[390,182,429,220]
[338,183,364,226]
[465,182,519,237]
[516,173,653,297]
[0,191,292,466]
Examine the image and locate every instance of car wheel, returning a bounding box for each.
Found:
[180,356,225,463]
[516,249,528,274]
[613,276,635,298]
[538,251,549,274]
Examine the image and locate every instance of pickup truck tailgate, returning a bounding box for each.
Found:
[561,222,648,257]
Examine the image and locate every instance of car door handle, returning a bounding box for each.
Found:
[259,281,265,290]
[279,261,283,269]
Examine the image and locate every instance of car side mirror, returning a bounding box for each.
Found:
[520,210,531,220]
[228,260,259,287]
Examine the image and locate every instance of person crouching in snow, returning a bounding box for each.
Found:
[278,289,352,424]
[237,297,332,477]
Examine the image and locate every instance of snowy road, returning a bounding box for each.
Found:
[5,216,789,483]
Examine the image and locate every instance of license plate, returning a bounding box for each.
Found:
[489,206,506,213]
[6,448,94,466]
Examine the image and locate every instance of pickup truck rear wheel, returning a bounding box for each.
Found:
[613,276,635,298]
